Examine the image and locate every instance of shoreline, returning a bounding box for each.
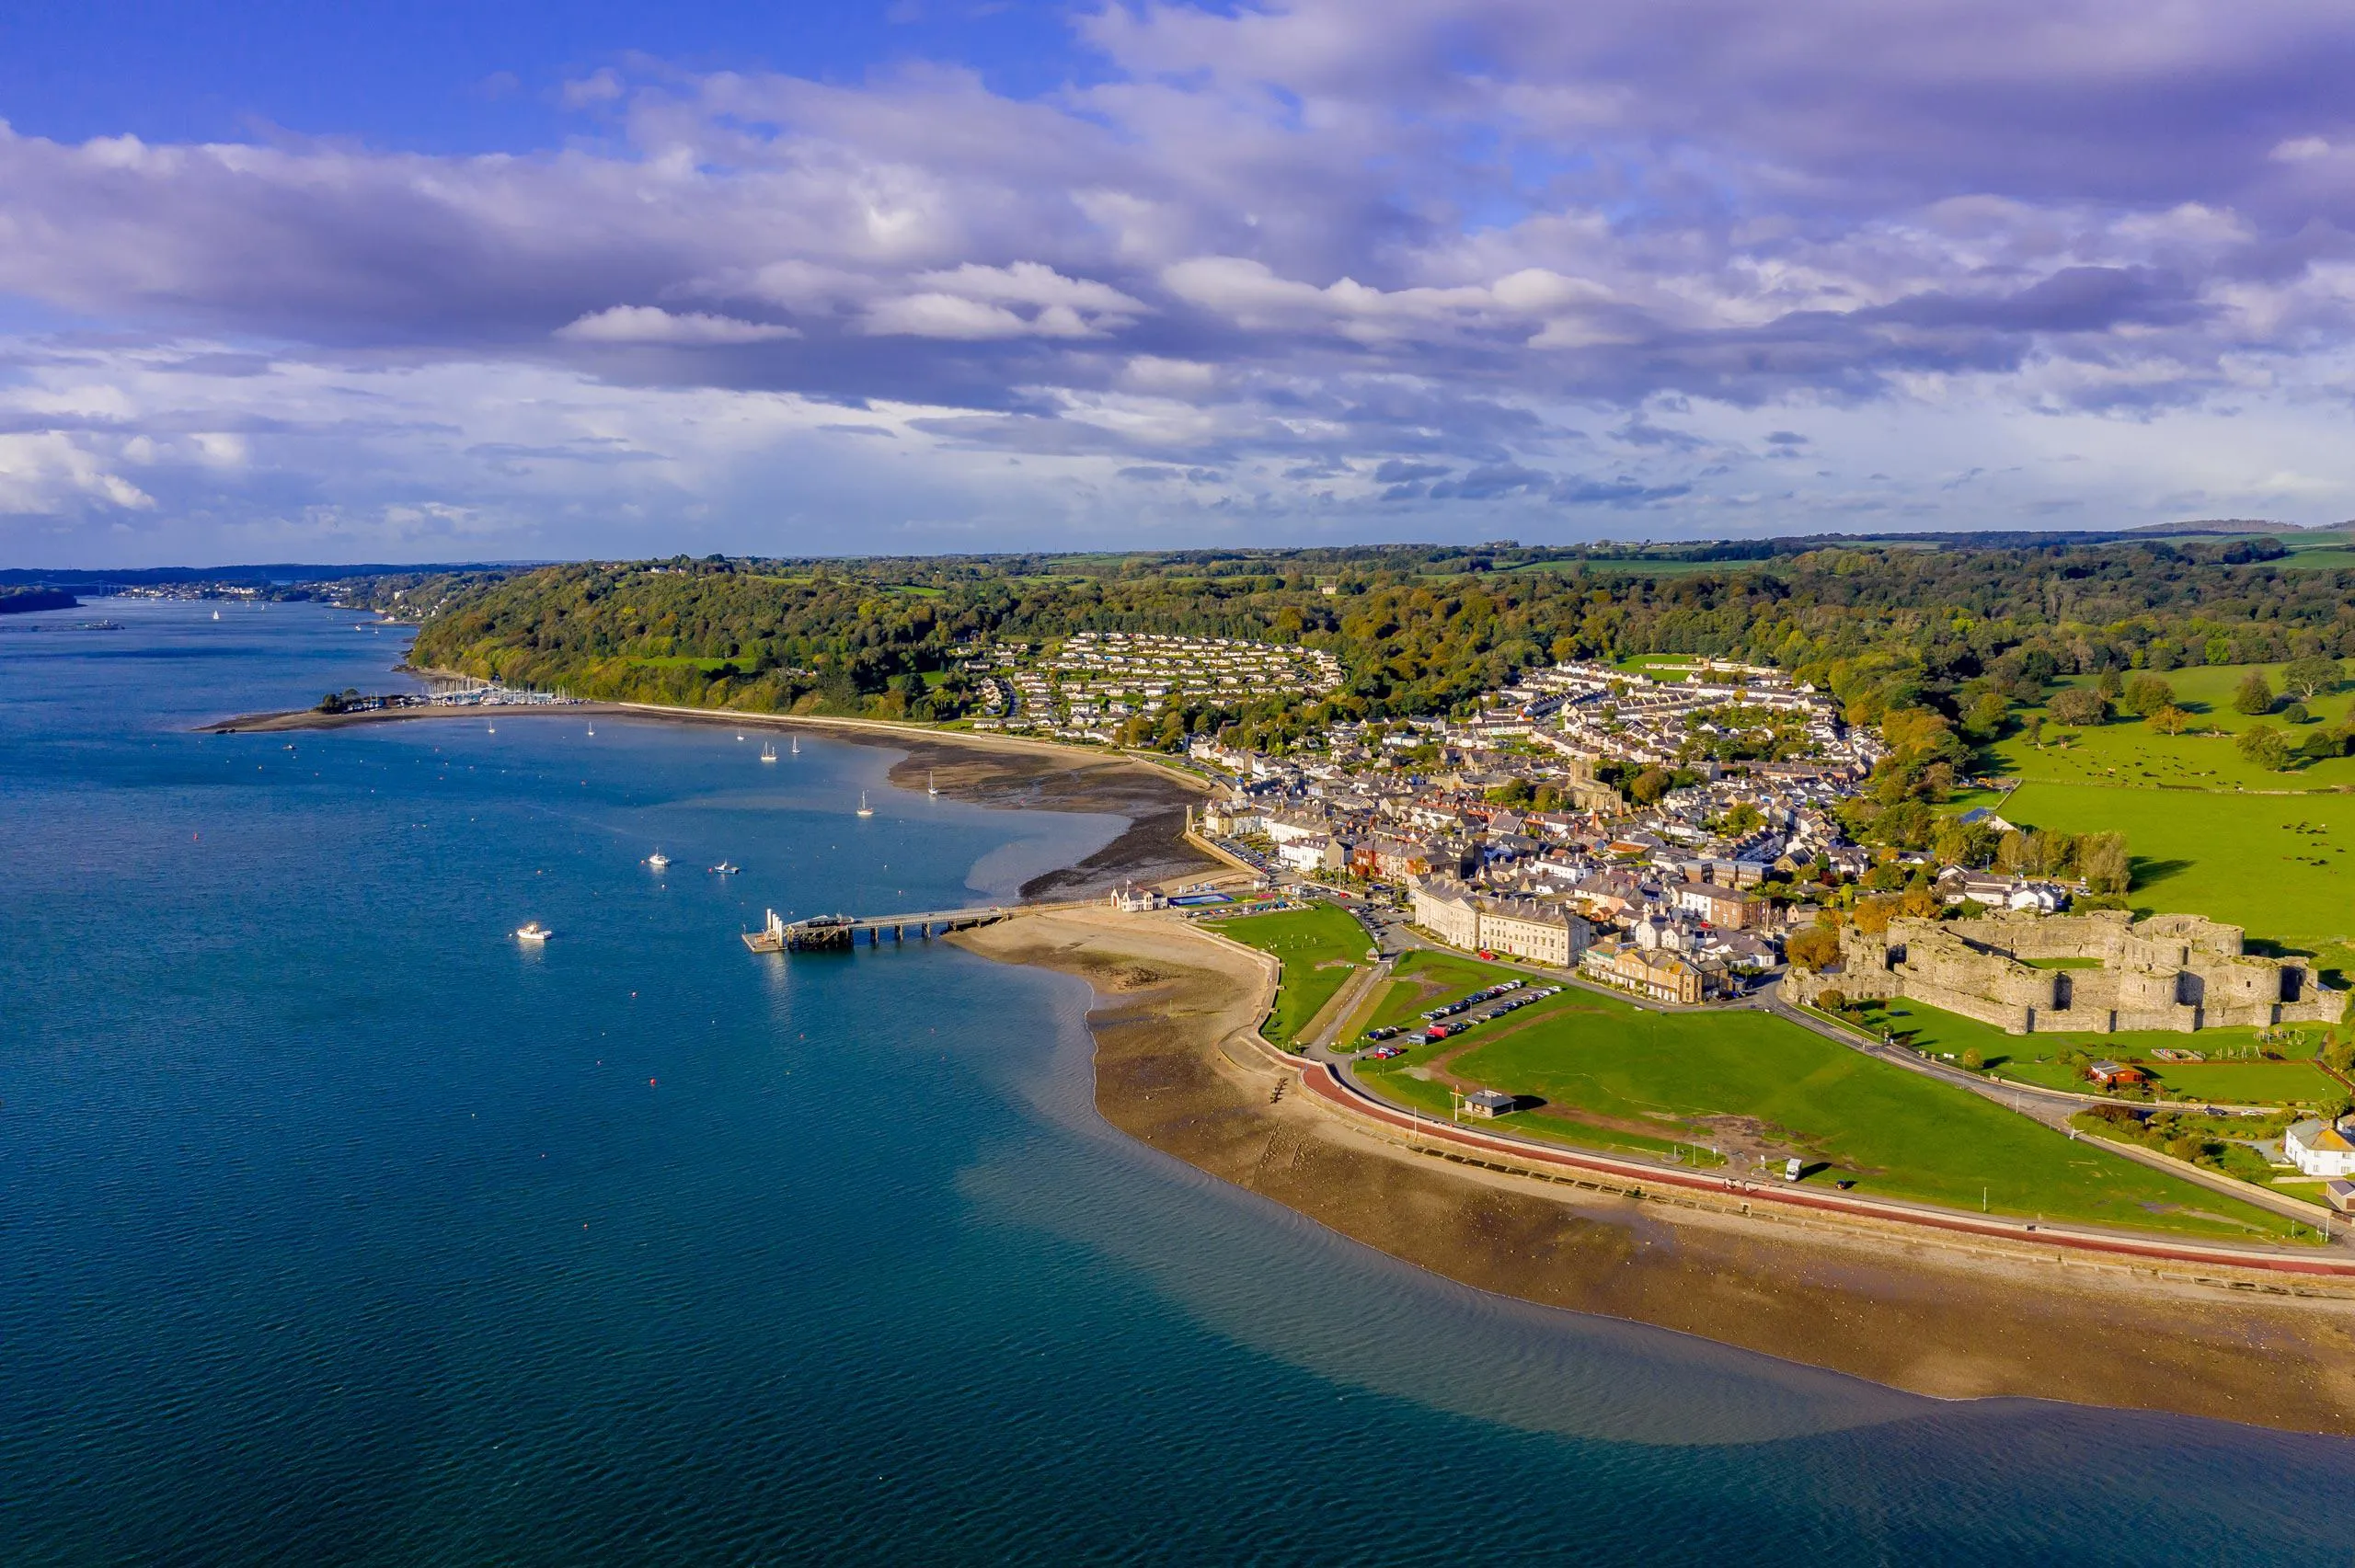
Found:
[203,698,1220,901]
[955,904,2355,1436]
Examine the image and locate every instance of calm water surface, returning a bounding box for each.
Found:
[4,599,2354,1564]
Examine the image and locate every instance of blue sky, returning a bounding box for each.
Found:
[0,2,1085,152]
[4,0,2355,565]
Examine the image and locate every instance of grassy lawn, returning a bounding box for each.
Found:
[1858,999,2340,1107]
[1982,663,2355,950]
[1364,988,2296,1239]
[1201,904,1371,1046]
[1358,1063,1724,1165]
[1995,781,2353,951]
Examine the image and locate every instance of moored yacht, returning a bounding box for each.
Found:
[856,792,875,818]
[646,849,670,870]
[761,741,777,762]
[514,921,552,943]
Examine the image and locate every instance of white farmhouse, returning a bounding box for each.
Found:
[2285,1117,2355,1178]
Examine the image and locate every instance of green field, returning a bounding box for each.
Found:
[1201,905,1370,1046]
[1361,988,2296,1239]
[1999,782,2352,952]
[1855,1000,2339,1106]
[1978,661,2355,951]
[1993,661,2355,793]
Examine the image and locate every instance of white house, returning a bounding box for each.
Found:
[2285,1117,2355,1178]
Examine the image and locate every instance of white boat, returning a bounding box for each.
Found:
[856,792,875,818]
[646,849,670,870]
[789,736,798,755]
[514,921,552,943]
[927,771,938,796]
[211,610,220,621]
[709,861,741,875]
[760,742,777,762]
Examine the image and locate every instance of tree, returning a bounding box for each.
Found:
[2236,723,2292,771]
[2233,670,2276,715]
[2075,831,2131,895]
[2120,673,2175,717]
[2048,688,2108,727]
[1786,927,1842,970]
[1627,766,1673,806]
[1960,1047,1984,1070]
[2299,727,2350,762]
[2282,656,2346,701]
[2280,701,2311,726]
[1852,897,1898,935]
[1960,690,2009,741]
[2149,704,2191,735]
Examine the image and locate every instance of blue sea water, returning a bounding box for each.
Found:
[4,598,2355,1565]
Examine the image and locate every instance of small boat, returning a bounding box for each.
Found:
[789,736,798,755]
[487,724,496,734]
[587,724,595,736]
[760,742,777,762]
[514,921,552,943]
[646,849,670,870]
[211,610,220,621]
[927,771,938,796]
[709,861,741,875]
[856,792,875,818]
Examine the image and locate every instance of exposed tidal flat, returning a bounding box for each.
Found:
[8,600,2355,1562]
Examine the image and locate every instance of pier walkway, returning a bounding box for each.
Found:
[743,905,1013,952]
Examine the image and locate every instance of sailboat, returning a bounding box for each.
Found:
[856,792,876,818]
[211,610,220,621]
[760,741,778,762]
[789,736,798,756]
[927,771,938,796]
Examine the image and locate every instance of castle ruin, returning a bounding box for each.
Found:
[1790,910,2338,1035]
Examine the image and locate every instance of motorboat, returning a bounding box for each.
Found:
[709,861,741,875]
[646,849,670,870]
[514,921,552,943]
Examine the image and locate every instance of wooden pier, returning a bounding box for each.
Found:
[742,905,1010,953]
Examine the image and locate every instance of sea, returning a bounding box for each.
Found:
[4,597,2354,1565]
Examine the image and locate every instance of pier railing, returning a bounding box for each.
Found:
[742,906,1011,953]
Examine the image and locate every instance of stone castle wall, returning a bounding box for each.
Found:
[1793,910,2338,1035]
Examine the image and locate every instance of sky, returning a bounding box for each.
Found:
[5,1,2355,565]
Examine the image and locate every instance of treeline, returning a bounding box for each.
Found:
[370,539,2355,746]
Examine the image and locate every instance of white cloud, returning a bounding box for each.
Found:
[556,305,799,345]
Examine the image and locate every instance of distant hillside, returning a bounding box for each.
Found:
[0,587,79,615]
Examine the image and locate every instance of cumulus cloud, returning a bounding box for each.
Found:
[557,305,799,344]
[6,0,2355,554]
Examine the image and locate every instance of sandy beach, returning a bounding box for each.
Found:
[957,904,2355,1436]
